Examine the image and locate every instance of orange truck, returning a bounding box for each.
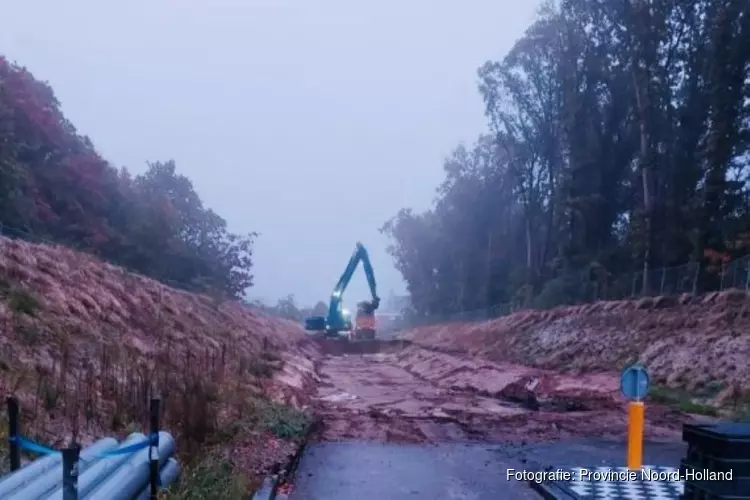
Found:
[352,300,377,340]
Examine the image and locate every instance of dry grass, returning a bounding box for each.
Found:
[0,235,319,487]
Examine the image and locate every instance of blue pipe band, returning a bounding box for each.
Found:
[10,436,58,456]
[9,433,160,461]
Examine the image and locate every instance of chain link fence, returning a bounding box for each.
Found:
[403,257,750,327]
[0,224,232,303]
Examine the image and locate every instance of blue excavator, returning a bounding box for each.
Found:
[305,242,380,340]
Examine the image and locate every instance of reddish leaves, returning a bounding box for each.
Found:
[0,55,255,298]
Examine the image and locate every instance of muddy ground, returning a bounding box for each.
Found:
[308,338,694,445]
[399,291,750,402]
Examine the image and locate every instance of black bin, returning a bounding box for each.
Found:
[681,422,750,499]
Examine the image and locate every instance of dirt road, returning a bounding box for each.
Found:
[281,339,695,499]
[311,340,690,445]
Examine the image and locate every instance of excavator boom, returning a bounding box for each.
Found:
[305,242,380,337]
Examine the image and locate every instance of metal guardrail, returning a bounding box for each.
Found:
[0,397,180,499]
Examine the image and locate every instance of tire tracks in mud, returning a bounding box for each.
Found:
[309,341,690,445]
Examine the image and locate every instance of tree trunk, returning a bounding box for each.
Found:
[633,66,654,296]
[525,218,534,283]
[485,230,493,308]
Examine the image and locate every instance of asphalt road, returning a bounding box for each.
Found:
[284,439,687,500]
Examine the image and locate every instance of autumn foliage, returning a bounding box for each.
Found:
[0,56,254,298]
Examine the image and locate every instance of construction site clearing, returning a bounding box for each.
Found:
[1,235,749,493]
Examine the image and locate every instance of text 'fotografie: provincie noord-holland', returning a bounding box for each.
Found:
[507,468,733,483]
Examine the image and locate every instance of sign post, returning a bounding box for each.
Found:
[620,364,650,470]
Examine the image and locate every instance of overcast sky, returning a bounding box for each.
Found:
[2,0,539,308]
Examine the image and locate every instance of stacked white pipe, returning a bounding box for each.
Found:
[0,431,180,499]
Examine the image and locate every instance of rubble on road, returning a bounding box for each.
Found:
[310,343,689,445]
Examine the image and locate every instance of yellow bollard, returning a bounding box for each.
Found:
[627,401,644,470]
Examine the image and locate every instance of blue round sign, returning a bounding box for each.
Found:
[620,364,650,401]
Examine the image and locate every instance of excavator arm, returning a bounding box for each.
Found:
[305,242,380,336]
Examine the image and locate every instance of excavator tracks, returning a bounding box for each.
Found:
[311,335,407,356]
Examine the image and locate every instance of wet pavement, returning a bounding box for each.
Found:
[285,439,687,499]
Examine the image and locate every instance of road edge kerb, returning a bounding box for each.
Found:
[250,416,322,500]
[529,479,579,499]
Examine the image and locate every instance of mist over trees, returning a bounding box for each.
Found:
[383,0,750,317]
[0,56,255,299]
[252,295,328,322]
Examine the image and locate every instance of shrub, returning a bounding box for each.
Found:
[161,454,248,500]
[253,399,311,440]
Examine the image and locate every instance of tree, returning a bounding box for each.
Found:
[311,301,328,317]
[384,0,750,316]
[0,56,258,299]
[274,295,302,321]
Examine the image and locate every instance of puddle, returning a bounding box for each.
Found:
[319,391,359,403]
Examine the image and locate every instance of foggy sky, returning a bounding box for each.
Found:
[2,0,539,308]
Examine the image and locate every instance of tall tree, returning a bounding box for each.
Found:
[385,0,750,317]
[0,56,258,299]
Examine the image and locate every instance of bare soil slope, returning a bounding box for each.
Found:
[0,236,320,481]
[399,292,750,407]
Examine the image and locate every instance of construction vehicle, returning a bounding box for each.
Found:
[304,242,380,341]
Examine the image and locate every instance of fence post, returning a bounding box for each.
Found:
[6,397,20,472]
[691,262,699,294]
[660,267,666,295]
[62,444,80,500]
[149,398,161,500]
